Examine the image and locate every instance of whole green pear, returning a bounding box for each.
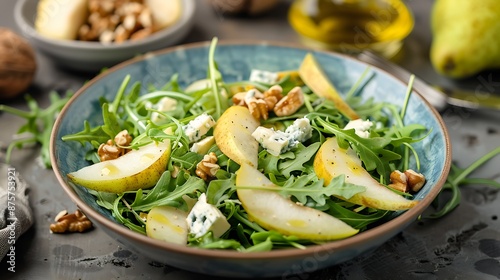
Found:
[430,0,500,78]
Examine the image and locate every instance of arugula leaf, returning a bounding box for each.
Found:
[188,232,243,250]
[345,66,374,100]
[424,146,500,219]
[344,96,388,123]
[125,81,142,104]
[113,194,146,235]
[282,174,365,206]
[160,73,182,92]
[206,175,236,206]
[110,74,130,114]
[235,223,252,248]
[61,120,109,148]
[101,103,122,139]
[325,201,389,229]
[238,173,365,208]
[230,204,266,232]
[258,150,286,176]
[278,142,320,177]
[389,123,428,138]
[89,190,118,210]
[1,91,73,168]
[207,37,228,119]
[245,237,273,252]
[170,151,202,171]
[280,173,326,205]
[326,174,366,200]
[129,171,206,212]
[399,75,415,120]
[250,231,305,249]
[146,128,170,141]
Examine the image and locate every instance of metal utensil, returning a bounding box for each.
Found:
[356,51,500,112]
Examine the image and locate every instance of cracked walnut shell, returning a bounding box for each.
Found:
[0,28,37,100]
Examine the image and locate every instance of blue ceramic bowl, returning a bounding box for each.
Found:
[50,41,451,278]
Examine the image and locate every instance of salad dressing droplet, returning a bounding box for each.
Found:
[288,219,307,228]
[101,164,119,176]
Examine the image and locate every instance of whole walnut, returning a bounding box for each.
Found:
[0,28,37,100]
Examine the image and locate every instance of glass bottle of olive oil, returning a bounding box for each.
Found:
[288,0,414,58]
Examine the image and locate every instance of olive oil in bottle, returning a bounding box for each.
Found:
[288,0,414,58]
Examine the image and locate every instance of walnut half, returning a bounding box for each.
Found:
[195,152,220,181]
[388,169,426,193]
[97,130,133,161]
[50,209,93,233]
[232,85,284,121]
[273,86,305,117]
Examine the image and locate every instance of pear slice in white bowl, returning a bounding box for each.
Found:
[68,139,171,193]
[35,0,88,40]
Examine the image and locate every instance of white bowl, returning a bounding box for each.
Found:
[14,0,195,72]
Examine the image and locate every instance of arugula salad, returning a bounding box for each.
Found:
[62,38,429,251]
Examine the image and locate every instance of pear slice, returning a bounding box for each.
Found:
[35,0,88,40]
[299,53,359,120]
[191,136,215,155]
[214,106,259,167]
[146,205,188,245]
[236,163,359,240]
[314,137,418,210]
[68,139,171,193]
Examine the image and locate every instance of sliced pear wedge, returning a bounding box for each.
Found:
[214,106,259,167]
[35,0,88,40]
[68,139,171,193]
[236,163,359,240]
[314,137,419,210]
[299,53,359,120]
[146,205,188,245]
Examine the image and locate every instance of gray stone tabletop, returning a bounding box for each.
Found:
[1,0,499,279]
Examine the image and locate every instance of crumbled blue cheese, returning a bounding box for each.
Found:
[186,193,230,238]
[252,127,289,156]
[147,97,178,123]
[249,69,279,84]
[285,118,313,149]
[251,118,312,156]
[344,119,373,138]
[183,113,216,143]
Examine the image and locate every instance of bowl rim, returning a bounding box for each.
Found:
[14,0,196,51]
[50,40,452,261]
